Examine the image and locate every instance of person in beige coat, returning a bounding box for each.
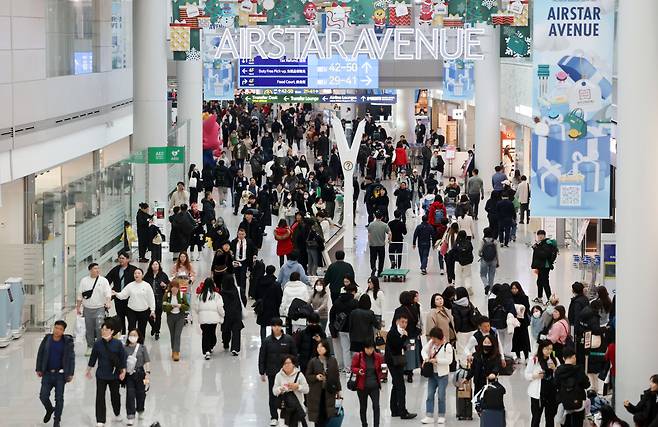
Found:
[425,293,456,345]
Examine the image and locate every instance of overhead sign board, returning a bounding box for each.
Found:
[246,94,397,104]
[239,55,378,89]
[148,147,185,164]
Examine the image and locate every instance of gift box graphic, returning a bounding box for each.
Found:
[537,161,562,197]
[558,54,612,100]
[572,151,605,192]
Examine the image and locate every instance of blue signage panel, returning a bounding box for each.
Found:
[238,55,379,89]
[317,94,396,104]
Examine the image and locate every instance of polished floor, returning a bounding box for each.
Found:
[0,172,583,427]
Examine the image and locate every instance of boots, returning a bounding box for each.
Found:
[172,352,180,361]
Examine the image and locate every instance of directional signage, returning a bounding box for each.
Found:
[245,94,397,104]
[239,55,378,89]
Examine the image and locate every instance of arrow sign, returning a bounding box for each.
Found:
[321,95,329,102]
[361,62,372,73]
[283,96,290,102]
[360,76,372,86]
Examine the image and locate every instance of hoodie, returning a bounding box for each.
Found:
[280,280,310,317]
[329,293,358,336]
[276,260,310,287]
[452,297,477,333]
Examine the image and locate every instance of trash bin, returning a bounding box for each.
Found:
[0,282,11,347]
[5,278,24,339]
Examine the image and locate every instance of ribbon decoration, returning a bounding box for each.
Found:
[571,138,601,192]
[538,161,562,195]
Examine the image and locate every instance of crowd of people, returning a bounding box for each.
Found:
[35,99,656,427]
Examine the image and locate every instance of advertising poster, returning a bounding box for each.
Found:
[442,59,474,101]
[203,60,234,101]
[530,0,615,218]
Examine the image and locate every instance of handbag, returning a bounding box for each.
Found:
[347,353,360,391]
[189,177,198,188]
[439,239,448,256]
[81,276,99,300]
[566,108,587,139]
[421,346,439,378]
[152,232,163,245]
[392,354,406,368]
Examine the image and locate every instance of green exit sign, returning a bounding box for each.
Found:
[148,146,185,164]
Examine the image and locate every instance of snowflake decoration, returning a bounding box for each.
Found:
[504,31,532,58]
[186,47,201,61]
[481,0,497,9]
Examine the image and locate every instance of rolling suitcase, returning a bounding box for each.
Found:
[456,382,473,420]
[480,409,506,427]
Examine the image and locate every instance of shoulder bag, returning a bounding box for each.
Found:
[421,346,439,378]
[347,353,360,391]
[126,344,140,375]
[81,276,100,300]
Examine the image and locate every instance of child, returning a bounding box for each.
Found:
[530,305,544,355]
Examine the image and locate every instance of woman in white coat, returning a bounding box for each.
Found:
[273,354,310,427]
[195,277,224,360]
[524,339,559,427]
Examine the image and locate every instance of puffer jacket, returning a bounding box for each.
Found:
[452,298,477,333]
[280,280,310,317]
[196,292,225,325]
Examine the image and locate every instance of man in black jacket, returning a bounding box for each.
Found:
[106,251,138,334]
[412,215,436,275]
[36,320,75,427]
[387,211,407,269]
[624,374,658,427]
[238,210,263,250]
[496,193,516,247]
[568,282,590,332]
[233,169,249,215]
[324,250,355,302]
[231,228,258,306]
[258,318,298,425]
[554,347,590,426]
[385,315,417,419]
[254,266,283,341]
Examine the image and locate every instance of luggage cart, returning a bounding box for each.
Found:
[380,242,411,282]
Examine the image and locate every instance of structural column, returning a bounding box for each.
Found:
[133,0,169,205]
[176,60,203,169]
[394,89,416,142]
[615,0,658,419]
[474,23,501,191]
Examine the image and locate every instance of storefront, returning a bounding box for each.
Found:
[500,119,532,178]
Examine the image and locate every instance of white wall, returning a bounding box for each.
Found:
[0,179,25,244]
[61,153,94,186]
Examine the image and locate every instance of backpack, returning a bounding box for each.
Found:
[433,207,445,224]
[481,240,497,262]
[535,240,558,264]
[333,311,348,332]
[306,224,324,248]
[490,304,508,329]
[288,298,315,321]
[561,375,584,410]
[455,240,473,265]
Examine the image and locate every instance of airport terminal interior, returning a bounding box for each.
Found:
[0,1,657,427]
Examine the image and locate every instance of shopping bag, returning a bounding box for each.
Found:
[566,108,587,139]
[75,315,86,344]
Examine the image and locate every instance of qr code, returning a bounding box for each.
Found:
[559,184,582,207]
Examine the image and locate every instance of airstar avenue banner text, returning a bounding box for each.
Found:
[531,0,614,218]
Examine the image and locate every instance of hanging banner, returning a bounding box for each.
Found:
[442,59,474,101]
[203,60,234,100]
[530,0,614,218]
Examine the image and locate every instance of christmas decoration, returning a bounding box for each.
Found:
[303,2,318,24]
[501,25,531,57]
[216,3,237,28]
[481,0,497,10]
[326,3,351,28]
[373,7,387,27]
[443,14,464,27]
[186,47,202,61]
[267,0,308,25]
[170,25,191,52]
[491,12,514,25]
[418,0,434,24]
[262,0,275,10]
[448,0,499,24]
[389,1,411,26]
[349,0,374,24]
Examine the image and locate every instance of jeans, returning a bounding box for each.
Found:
[437,252,445,271]
[498,222,512,246]
[536,268,552,299]
[221,321,242,352]
[125,371,146,418]
[83,306,105,348]
[127,308,150,342]
[468,194,481,219]
[530,397,556,427]
[339,332,352,370]
[389,243,403,268]
[95,378,121,423]
[357,387,380,427]
[40,372,65,422]
[369,246,386,275]
[455,264,472,290]
[166,312,185,352]
[425,373,448,415]
[200,323,218,354]
[480,260,497,290]
[511,221,518,241]
[418,245,431,270]
[267,374,279,419]
[389,365,407,415]
[308,248,321,276]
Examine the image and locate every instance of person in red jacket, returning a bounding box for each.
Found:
[274,218,294,267]
[393,142,408,175]
[428,195,448,237]
[352,340,385,427]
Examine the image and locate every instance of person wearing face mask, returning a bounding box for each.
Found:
[86,322,128,427]
[123,329,151,426]
[529,305,545,355]
[525,339,559,427]
[162,279,190,361]
[465,335,501,395]
[310,279,330,332]
[112,268,155,342]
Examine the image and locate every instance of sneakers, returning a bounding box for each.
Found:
[437,416,446,424]
[269,419,278,426]
[126,419,134,426]
[114,414,123,421]
[154,333,159,341]
[532,297,542,304]
[420,416,434,424]
[96,423,105,427]
[204,352,211,360]
[439,269,445,276]
[231,350,239,356]
[421,269,427,275]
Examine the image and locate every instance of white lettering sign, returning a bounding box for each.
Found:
[213,27,486,61]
